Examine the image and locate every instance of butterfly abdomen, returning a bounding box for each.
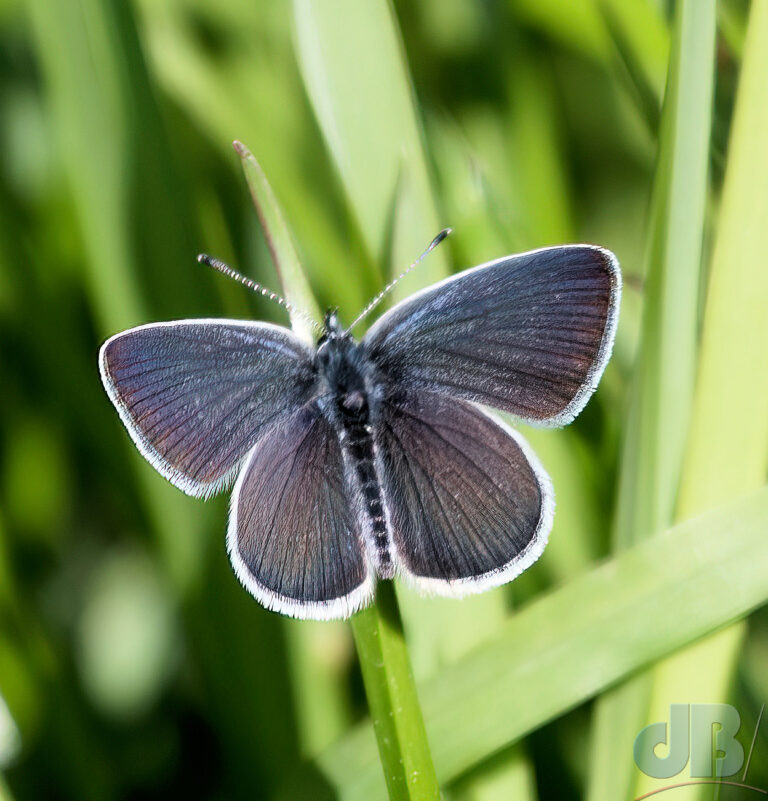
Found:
[342,412,394,579]
[320,336,394,579]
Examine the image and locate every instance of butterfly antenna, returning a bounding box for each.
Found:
[346,228,452,333]
[197,254,322,334]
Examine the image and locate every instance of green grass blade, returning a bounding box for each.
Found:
[613,0,715,551]
[675,1,768,514]
[234,140,321,341]
[24,0,143,331]
[293,0,448,291]
[317,485,768,799]
[292,2,453,679]
[637,0,768,797]
[24,0,210,595]
[351,583,441,801]
[587,1,716,797]
[598,0,670,129]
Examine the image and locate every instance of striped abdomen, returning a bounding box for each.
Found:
[342,414,393,578]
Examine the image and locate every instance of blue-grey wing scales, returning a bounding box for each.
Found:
[99,319,316,497]
[228,400,373,619]
[374,390,553,594]
[363,245,620,427]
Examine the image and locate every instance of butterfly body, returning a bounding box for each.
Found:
[100,244,620,619]
[315,313,395,579]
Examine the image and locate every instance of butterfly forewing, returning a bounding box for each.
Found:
[99,320,316,497]
[375,391,553,594]
[228,401,373,619]
[363,245,620,427]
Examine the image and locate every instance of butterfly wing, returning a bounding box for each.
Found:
[374,391,553,593]
[229,400,373,619]
[362,245,620,426]
[99,319,316,498]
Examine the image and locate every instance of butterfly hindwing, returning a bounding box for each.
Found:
[99,319,316,497]
[362,245,620,426]
[374,390,553,594]
[228,400,373,619]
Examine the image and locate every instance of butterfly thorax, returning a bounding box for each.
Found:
[315,311,393,577]
[316,310,377,417]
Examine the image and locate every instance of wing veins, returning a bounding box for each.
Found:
[383,419,466,577]
[389,403,525,554]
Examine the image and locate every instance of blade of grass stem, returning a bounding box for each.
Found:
[351,583,441,801]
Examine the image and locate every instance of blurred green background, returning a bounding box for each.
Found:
[1,0,767,799]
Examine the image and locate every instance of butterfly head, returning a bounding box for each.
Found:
[324,308,343,336]
[316,308,348,351]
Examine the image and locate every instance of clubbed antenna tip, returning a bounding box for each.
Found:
[430,228,452,249]
[346,227,453,333]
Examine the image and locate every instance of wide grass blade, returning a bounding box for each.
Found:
[317,485,768,800]
[293,0,448,292]
[674,0,768,514]
[612,0,715,553]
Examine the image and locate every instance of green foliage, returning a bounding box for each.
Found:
[0,0,765,799]
[589,2,716,798]
[320,485,768,798]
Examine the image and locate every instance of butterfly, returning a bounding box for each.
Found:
[99,237,620,620]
